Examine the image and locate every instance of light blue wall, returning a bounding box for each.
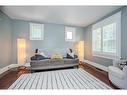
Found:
[83,8,123,67]
[0,11,12,68]
[11,20,84,64]
[121,7,127,59]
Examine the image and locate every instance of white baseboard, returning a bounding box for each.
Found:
[0,63,31,75]
[0,64,18,75]
[83,59,108,72]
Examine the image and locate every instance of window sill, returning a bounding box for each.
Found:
[65,40,75,42]
[30,39,44,41]
[92,54,120,60]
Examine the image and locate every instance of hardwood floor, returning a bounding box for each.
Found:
[0,67,29,89]
[0,63,119,89]
[79,63,119,89]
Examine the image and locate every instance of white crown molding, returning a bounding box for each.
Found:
[83,59,108,72]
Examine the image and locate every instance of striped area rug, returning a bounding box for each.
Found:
[9,68,111,89]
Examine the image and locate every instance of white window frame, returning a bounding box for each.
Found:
[30,23,44,40]
[92,11,121,59]
[65,26,76,42]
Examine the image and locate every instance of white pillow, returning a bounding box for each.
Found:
[119,61,127,70]
[68,52,75,58]
[40,52,48,58]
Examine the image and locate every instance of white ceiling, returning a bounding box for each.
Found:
[1,6,121,27]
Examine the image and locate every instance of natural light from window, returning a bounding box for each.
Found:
[65,26,76,41]
[67,31,73,40]
[92,11,121,59]
[30,23,44,40]
[103,23,116,53]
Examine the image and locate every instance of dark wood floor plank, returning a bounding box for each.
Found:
[0,63,119,89]
[80,63,119,89]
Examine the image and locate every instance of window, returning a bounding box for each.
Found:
[67,31,73,40]
[30,23,44,40]
[103,23,116,53]
[65,26,76,41]
[92,12,121,59]
[93,28,101,52]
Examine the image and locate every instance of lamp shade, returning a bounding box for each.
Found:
[17,38,26,65]
[78,41,84,61]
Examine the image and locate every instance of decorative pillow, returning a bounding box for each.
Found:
[74,55,78,59]
[31,54,46,60]
[66,53,75,59]
[118,61,127,70]
[51,53,63,60]
[40,51,48,58]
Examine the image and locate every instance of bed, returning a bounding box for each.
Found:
[9,68,111,89]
